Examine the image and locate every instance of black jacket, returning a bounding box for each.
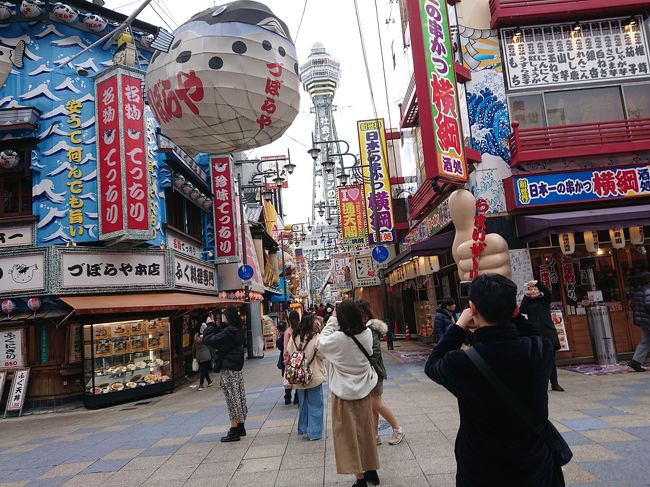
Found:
[631,284,650,327]
[202,323,245,371]
[425,324,564,487]
[434,306,455,341]
[520,281,561,351]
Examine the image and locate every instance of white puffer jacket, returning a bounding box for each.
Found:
[317,316,377,400]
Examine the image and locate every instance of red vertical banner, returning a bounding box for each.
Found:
[96,66,153,241]
[121,74,148,232]
[96,74,123,237]
[211,155,239,263]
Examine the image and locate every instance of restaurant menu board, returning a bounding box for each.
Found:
[0,328,24,369]
[5,368,29,414]
[502,17,650,90]
[551,310,570,352]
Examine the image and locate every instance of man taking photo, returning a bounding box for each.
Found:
[425,273,565,486]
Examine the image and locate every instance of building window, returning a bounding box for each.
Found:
[545,86,624,126]
[509,95,545,129]
[0,149,31,218]
[623,83,650,119]
[165,188,203,242]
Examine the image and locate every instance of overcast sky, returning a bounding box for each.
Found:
[105,0,399,225]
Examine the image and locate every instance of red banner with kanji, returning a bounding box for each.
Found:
[337,185,368,249]
[96,66,153,241]
[211,155,239,263]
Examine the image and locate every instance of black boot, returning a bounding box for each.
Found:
[237,422,246,437]
[284,388,292,405]
[364,470,380,485]
[352,479,368,487]
[293,392,299,405]
[220,427,240,442]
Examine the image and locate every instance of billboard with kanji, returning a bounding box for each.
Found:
[337,185,368,249]
[507,165,650,209]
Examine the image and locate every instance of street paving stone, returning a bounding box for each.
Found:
[1,341,650,486]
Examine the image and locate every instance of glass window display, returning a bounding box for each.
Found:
[83,318,173,408]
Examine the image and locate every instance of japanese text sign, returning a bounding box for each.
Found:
[0,328,24,368]
[65,98,87,239]
[470,199,489,279]
[357,119,395,244]
[331,254,353,290]
[407,0,467,183]
[352,255,381,288]
[400,196,451,252]
[5,368,29,413]
[502,17,650,91]
[211,155,239,264]
[0,224,33,248]
[60,251,166,290]
[95,66,152,241]
[509,164,650,208]
[337,185,368,249]
[173,254,217,293]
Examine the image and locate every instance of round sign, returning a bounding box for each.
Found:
[581,299,590,307]
[238,264,254,281]
[372,245,390,263]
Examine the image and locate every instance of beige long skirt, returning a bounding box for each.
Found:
[331,394,380,474]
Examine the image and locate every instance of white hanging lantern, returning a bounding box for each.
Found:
[145,2,300,155]
[407,261,418,280]
[0,150,20,169]
[427,255,440,273]
[630,226,645,245]
[584,231,599,253]
[609,228,625,249]
[417,257,428,276]
[559,232,575,255]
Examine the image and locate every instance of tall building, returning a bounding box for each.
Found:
[299,43,343,301]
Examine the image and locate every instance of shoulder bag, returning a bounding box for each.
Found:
[350,334,377,373]
[465,345,573,466]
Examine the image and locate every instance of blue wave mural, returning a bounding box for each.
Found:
[467,87,511,163]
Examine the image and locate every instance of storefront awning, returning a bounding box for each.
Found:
[61,293,240,315]
[516,205,650,241]
[387,230,454,273]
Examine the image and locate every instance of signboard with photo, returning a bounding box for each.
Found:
[551,310,570,351]
[502,17,650,90]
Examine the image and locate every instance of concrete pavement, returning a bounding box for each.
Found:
[0,341,649,486]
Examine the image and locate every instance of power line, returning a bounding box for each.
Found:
[373,0,400,179]
[155,0,179,28]
[149,2,175,32]
[114,0,141,10]
[294,0,309,43]
[353,0,379,119]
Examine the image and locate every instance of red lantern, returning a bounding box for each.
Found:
[1,299,15,316]
[27,297,42,314]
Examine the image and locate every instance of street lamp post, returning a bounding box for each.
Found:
[234,152,295,359]
[308,139,392,329]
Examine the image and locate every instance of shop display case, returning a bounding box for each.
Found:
[414,301,435,339]
[83,318,173,408]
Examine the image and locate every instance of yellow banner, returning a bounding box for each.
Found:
[357,118,395,244]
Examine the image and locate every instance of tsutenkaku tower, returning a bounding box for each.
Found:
[299,42,343,229]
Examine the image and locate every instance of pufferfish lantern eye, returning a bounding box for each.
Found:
[258,17,289,39]
[212,6,227,17]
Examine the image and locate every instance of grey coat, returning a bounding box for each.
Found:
[192,334,212,362]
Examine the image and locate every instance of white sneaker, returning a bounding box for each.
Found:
[376,435,383,445]
[388,427,405,445]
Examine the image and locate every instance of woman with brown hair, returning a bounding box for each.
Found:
[286,313,326,440]
[356,300,405,445]
[318,301,380,486]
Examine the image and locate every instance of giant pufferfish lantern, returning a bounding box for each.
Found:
[145,1,300,155]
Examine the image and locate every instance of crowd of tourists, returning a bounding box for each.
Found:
[188,272,650,486]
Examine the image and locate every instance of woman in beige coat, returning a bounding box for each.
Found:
[286,312,326,440]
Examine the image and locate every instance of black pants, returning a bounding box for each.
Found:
[199,360,212,386]
[550,352,559,386]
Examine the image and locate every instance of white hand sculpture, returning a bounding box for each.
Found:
[449,189,511,281]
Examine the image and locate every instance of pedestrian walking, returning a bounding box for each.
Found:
[434,297,456,342]
[425,274,566,487]
[521,280,564,391]
[316,303,326,317]
[286,312,326,440]
[629,272,650,372]
[202,306,248,443]
[276,319,287,377]
[356,300,405,446]
[318,301,379,487]
[283,310,300,405]
[192,322,213,391]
